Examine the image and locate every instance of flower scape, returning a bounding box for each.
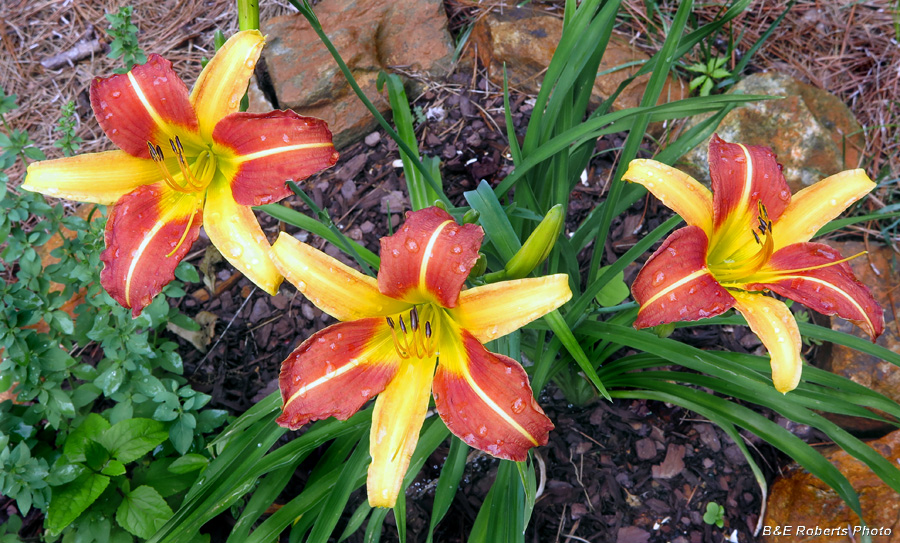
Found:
[626,134,883,393]
[269,207,573,507]
[21,30,338,316]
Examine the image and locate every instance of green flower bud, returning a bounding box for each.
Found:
[502,204,564,279]
[654,322,676,338]
[462,209,480,224]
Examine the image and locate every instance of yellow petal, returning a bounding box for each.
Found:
[203,174,282,295]
[450,274,572,343]
[269,232,409,321]
[773,169,875,251]
[730,290,803,393]
[367,356,435,508]
[623,159,713,236]
[190,30,265,141]
[22,151,161,205]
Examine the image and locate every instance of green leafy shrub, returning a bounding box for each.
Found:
[0,87,227,541]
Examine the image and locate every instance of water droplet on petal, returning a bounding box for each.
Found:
[511,398,525,414]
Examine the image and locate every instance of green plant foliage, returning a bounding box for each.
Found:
[684,56,731,96]
[53,102,83,157]
[105,6,148,72]
[703,502,725,528]
[0,87,227,540]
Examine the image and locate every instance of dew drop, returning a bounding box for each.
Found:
[451,245,462,254]
[260,135,267,142]
[229,245,243,257]
[391,249,401,258]
[297,280,307,292]
[282,133,290,143]
[511,398,525,414]
[652,271,666,286]
[111,91,121,98]
[406,239,419,252]
[477,425,488,437]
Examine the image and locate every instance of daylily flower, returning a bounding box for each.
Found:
[22,30,338,316]
[626,135,883,393]
[269,207,571,507]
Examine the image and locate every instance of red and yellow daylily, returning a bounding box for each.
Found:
[270,207,571,507]
[22,31,338,316]
[626,135,883,393]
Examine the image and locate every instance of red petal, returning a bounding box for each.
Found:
[91,55,199,158]
[100,183,202,317]
[709,134,791,229]
[433,329,553,461]
[746,242,884,339]
[277,319,399,430]
[213,111,339,206]
[632,226,736,328]
[377,207,483,308]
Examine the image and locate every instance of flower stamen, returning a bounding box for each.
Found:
[147,141,192,194]
[169,137,205,191]
[386,308,437,359]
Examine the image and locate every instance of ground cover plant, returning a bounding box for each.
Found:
[3,0,900,542]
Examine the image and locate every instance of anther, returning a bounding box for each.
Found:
[398,316,407,334]
[424,322,432,338]
[752,230,761,245]
[410,308,419,331]
[386,316,395,329]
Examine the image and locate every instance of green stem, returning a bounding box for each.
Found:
[237,0,260,31]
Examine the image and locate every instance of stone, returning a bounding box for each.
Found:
[364,132,381,147]
[679,72,864,193]
[635,437,658,460]
[263,0,455,148]
[471,8,687,116]
[763,430,900,542]
[817,242,900,434]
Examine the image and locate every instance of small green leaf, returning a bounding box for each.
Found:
[101,459,127,476]
[46,472,110,535]
[594,265,630,307]
[116,485,174,539]
[174,262,200,283]
[97,418,167,464]
[169,418,194,454]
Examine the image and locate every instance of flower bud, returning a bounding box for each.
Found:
[462,209,480,224]
[503,204,564,280]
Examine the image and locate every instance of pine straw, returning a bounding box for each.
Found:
[0,0,294,186]
[622,0,900,181]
